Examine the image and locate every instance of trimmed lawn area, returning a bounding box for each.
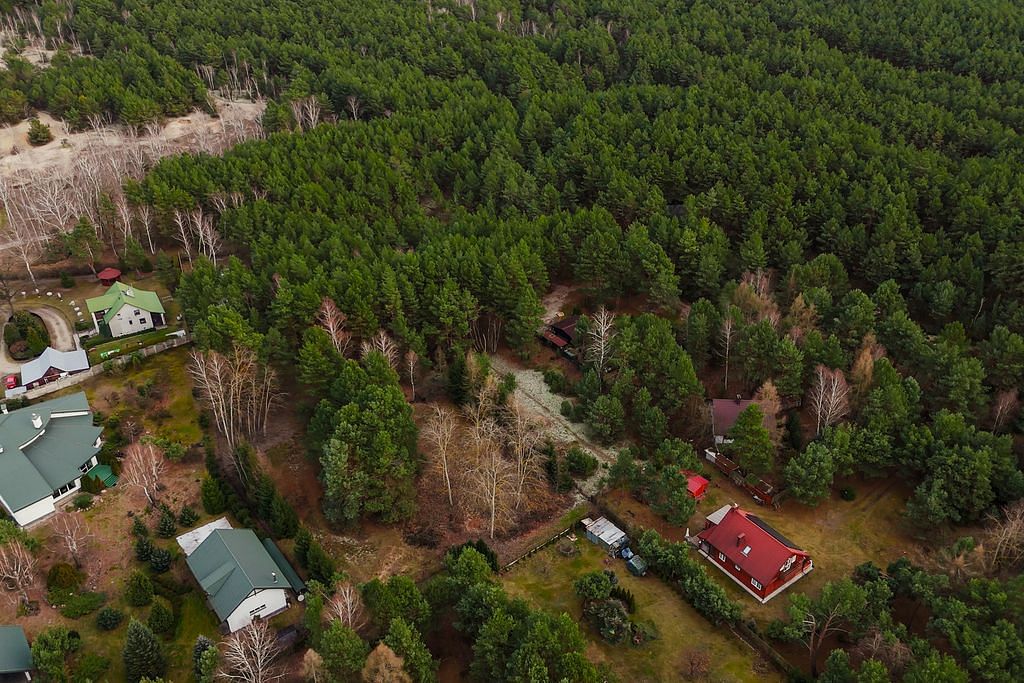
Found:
[86,327,184,365]
[503,539,778,682]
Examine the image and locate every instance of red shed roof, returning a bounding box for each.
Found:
[97,267,121,280]
[683,471,709,498]
[697,506,807,586]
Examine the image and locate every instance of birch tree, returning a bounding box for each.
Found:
[466,420,516,539]
[423,406,458,507]
[502,398,545,511]
[316,298,351,355]
[985,501,1024,571]
[219,620,283,683]
[404,350,418,401]
[361,330,398,369]
[121,442,166,506]
[0,540,36,604]
[991,389,1019,433]
[50,512,93,569]
[719,316,736,391]
[330,583,367,631]
[809,365,850,435]
[586,306,616,377]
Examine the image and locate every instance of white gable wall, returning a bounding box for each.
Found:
[10,496,56,527]
[107,303,156,338]
[226,587,288,633]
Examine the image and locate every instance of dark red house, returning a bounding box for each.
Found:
[696,504,812,603]
[538,314,580,362]
[683,471,709,500]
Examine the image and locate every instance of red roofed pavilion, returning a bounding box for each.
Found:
[97,267,122,286]
[695,504,813,603]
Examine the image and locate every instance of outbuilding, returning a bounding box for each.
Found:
[626,555,648,577]
[19,347,89,390]
[96,267,121,287]
[85,282,166,339]
[581,516,628,555]
[0,625,32,681]
[683,471,710,500]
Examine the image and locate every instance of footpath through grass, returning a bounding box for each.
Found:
[502,539,777,682]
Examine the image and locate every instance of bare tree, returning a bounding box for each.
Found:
[404,349,418,400]
[120,441,166,505]
[0,177,43,283]
[586,306,616,378]
[986,501,1024,572]
[502,398,545,511]
[850,629,912,678]
[424,405,458,507]
[850,334,884,407]
[361,644,411,683]
[329,582,366,631]
[50,512,93,569]
[360,330,398,369]
[808,365,850,435]
[301,649,325,683]
[719,316,736,391]
[754,380,782,448]
[189,347,282,458]
[173,209,195,263]
[466,419,516,539]
[316,298,350,355]
[218,620,283,683]
[346,95,362,121]
[0,540,36,604]
[992,389,1019,433]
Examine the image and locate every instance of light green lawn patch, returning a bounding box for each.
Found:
[502,540,777,682]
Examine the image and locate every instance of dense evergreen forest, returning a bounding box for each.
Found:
[5,0,1024,679]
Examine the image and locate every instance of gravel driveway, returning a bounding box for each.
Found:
[0,306,77,376]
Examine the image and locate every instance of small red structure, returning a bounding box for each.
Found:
[97,267,122,286]
[695,504,813,603]
[683,471,710,500]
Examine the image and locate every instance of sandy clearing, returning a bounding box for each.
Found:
[0,96,265,177]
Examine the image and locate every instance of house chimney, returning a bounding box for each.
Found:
[271,571,278,583]
[736,532,746,547]
[126,287,134,297]
[0,403,7,414]
[31,413,42,429]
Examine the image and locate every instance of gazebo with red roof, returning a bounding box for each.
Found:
[695,504,813,603]
[683,471,709,500]
[97,267,122,287]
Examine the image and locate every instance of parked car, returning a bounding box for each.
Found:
[3,374,18,390]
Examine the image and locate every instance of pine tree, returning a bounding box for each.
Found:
[200,477,226,515]
[270,493,298,538]
[156,507,177,538]
[123,619,166,683]
[147,598,175,635]
[125,570,154,607]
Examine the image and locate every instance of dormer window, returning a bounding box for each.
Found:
[741,546,751,557]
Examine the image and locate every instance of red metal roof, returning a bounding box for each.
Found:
[96,267,121,279]
[697,506,807,585]
[540,330,568,348]
[686,473,709,497]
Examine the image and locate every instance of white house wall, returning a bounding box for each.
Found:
[11,496,56,527]
[225,588,288,633]
[107,304,156,338]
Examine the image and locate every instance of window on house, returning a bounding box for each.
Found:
[134,309,140,316]
[751,578,763,591]
[718,552,726,562]
[249,604,267,616]
[79,462,90,474]
[741,545,751,556]
[51,482,75,498]
[734,564,742,572]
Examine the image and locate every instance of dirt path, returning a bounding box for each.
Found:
[490,355,620,498]
[30,305,75,350]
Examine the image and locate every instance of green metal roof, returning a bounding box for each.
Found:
[186,529,295,622]
[85,282,165,324]
[0,626,31,674]
[0,393,101,512]
[262,539,306,593]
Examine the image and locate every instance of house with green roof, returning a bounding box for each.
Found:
[0,626,32,681]
[183,520,305,633]
[85,282,166,339]
[0,393,103,527]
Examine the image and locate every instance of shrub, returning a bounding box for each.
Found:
[60,271,74,288]
[96,607,125,631]
[840,487,856,501]
[543,369,572,395]
[155,507,176,538]
[149,548,172,574]
[132,517,149,538]
[446,540,499,572]
[125,570,154,606]
[147,598,174,635]
[47,563,85,591]
[566,446,599,478]
[135,538,154,563]
[59,591,105,618]
[269,494,298,538]
[574,571,613,601]
[80,474,105,494]
[200,477,226,515]
[73,493,93,510]
[178,505,198,527]
[27,117,53,145]
[610,585,636,613]
[71,652,110,683]
[583,599,631,644]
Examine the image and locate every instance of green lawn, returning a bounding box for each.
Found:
[502,539,778,682]
[86,327,184,365]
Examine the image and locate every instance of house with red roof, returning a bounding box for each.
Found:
[695,504,813,603]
